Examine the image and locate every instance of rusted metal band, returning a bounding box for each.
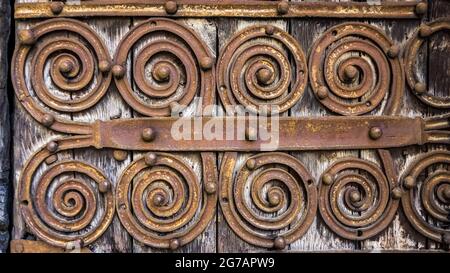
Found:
[14,1,426,20]
[89,116,435,152]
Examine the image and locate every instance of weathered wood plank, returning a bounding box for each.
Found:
[0,0,11,253]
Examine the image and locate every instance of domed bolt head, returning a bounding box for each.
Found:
[419,25,433,38]
[199,56,214,71]
[205,182,217,194]
[41,114,55,127]
[246,158,257,170]
[265,25,275,36]
[112,64,125,79]
[18,29,36,46]
[349,191,361,203]
[46,141,58,153]
[404,176,416,190]
[245,127,258,141]
[98,60,111,73]
[277,1,289,15]
[59,60,74,74]
[152,194,165,207]
[317,86,329,100]
[50,1,64,15]
[169,238,180,250]
[268,193,281,207]
[415,2,428,16]
[153,65,171,82]
[443,185,450,201]
[322,173,334,185]
[144,152,157,166]
[414,82,427,95]
[369,127,383,140]
[256,68,273,85]
[391,187,403,200]
[113,150,128,162]
[99,180,110,193]
[142,127,156,142]
[164,1,178,15]
[387,45,400,59]
[273,236,286,250]
[344,65,358,82]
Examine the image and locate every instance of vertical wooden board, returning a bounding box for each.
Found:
[289,0,358,250]
[0,0,10,253]
[130,18,217,253]
[71,18,133,253]
[216,18,290,253]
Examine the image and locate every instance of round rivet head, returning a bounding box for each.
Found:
[415,2,428,16]
[414,82,427,95]
[317,86,329,100]
[142,127,156,142]
[50,1,64,15]
[369,127,383,140]
[277,1,289,15]
[99,180,110,193]
[153,65,170,82]
[392,187,403,200]
[59,60,74,74]
[404,176,416,190]
[349,191,361,203]
[164,1,178,15]
[112,64,125,79]
[273,236,286,250]
[46,141,58,153]
[322,173,334,185]
[152,194,165,207]
[443,186,450,200]
[144,152,157,166]
[113,150,128,162]
[256,68,273,85]
[169,238,180,250]
[265,25,275,35]
[205,182,217,194]
[343,65,358,82]
[246,158,256,170]
[199,56,213,71]
[18,29,36,46]
[419,25,433,38]
[98,60,111,73]
[41,114,55,127]
[387,45,400,59]
[268,193,281,207]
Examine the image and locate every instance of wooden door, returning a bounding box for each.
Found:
[3,0,449,253]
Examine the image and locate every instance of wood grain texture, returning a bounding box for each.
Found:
[0,0,11,253]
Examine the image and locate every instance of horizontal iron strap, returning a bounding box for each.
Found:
[92,116,425,151]
[15,1,422,19]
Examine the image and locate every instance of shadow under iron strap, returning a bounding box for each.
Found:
[14,0,427,19]
[77,115,450,152]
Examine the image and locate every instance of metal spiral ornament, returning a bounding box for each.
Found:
[116,152,217,249]
[217,25,308,115]
[309,23,403,116]
[401,151,450,244]
[114,18,215,117]
[219,152,317,249]
[18,137,114,248]
[405,18,450,109]
[319,156,399,240]
[12,18,111,134]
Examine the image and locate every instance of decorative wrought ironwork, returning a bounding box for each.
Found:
[309,22,404,116]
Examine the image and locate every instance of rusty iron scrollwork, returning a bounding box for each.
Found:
[401,151,450,244]
[309,23,403,116]
[219,152,317,249]
[217,25,307,115]
[319,150,399,240]
[405,18,450,109]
